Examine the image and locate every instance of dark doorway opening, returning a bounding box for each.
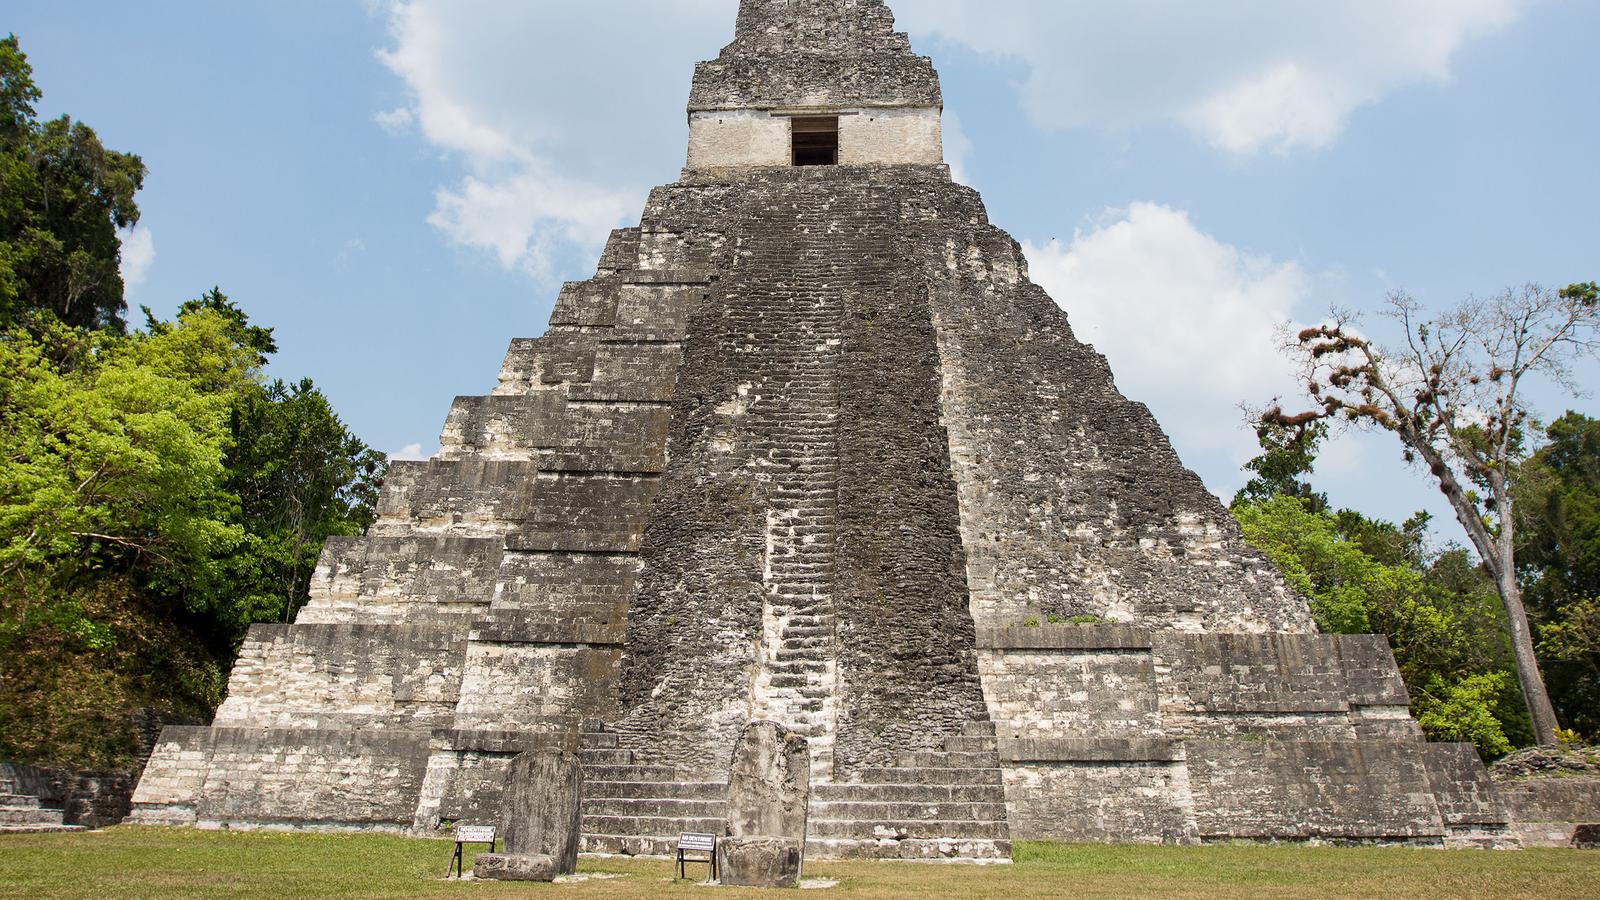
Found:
[792,116,839,166]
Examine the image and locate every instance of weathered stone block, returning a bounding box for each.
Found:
[498,748,582,876]
[726,721,811,840]
[1000,762,1197,845]
[1186,740,1444,842]
[472,853,558,882]
[719,836,804,888]
[720,722,809,887]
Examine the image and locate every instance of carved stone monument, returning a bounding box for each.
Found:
[133,0,1519,855]
[472,748,582,882]
[720,722,811,888]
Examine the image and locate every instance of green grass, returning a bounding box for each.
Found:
[0,828,1596,899]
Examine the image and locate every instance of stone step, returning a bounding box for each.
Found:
[583,814,726,836]
[812,783,1006,803]
[810,801,1008,821]
[0,807,66,826]
[857,767,1004,786]
[807,819,1011,841]
[578,748,636,766]
[583,781,727,801]
[0,824,88,835]
[897,751,1002,769]
[582,798,726,818]
[767,674,821,689]
[766,661,828,674]
[0,794,40,809]
[578,732,620,749]
[582,765,681,782]
[960,721,998,737]
[942,735,1000,752]
[805,837,1013,862]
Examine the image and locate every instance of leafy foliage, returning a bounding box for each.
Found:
[1260,284,1600,744]
[1516,411,1600,738]
[0,34,146,331]
[0,298,384,767]
[1233,419,1329,512]
[1415,672,1515,758]
[1231,423,1531,757]
[0,37,387,768]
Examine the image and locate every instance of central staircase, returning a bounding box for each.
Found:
[578,721,1010,860]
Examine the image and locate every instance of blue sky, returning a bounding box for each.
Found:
[8,0,1597,547]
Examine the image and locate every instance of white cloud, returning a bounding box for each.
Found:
[391,443,431,462]
[371,0,736,278]
[1024,203,1308,495]
[119,227,156,290]
[897,0,1532,153]
[373,106,415,136]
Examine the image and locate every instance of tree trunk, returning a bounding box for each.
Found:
[1493,566,1563,745]
[1429,456,1563,746]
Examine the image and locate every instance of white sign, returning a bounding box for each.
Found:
[456,825,497,844]
[678,832,717,852]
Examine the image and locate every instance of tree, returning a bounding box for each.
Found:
[1516,412,1600,737]
[1263,283,1600,745]
[0,34,146,331]
[1233,419,1330,512]
[225,376,385,625]
[0,296,386,766]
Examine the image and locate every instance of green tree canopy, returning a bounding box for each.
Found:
[0,34,146,331]
[1517,412,1600,737]
[0,296,384,766]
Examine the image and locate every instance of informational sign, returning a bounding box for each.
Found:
[676,832,719,881]
[445,824,499,878]
[678,832,717,852]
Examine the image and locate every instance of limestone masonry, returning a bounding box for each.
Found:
[131,0,1516,856]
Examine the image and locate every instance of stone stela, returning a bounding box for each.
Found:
[720,722,812,887]
[130,0,1521,856]
[472,749,583,883]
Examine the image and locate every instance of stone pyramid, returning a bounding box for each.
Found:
[132,0,1513,856]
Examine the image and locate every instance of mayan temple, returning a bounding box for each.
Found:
[131,0,1515,855]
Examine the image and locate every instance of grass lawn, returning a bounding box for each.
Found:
[0,828,1596,899]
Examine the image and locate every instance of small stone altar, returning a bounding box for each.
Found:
[720,721,811,888]
[473,748,582,883]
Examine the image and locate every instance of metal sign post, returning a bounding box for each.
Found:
[445,824,499,879]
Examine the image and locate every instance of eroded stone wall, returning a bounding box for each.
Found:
[902,178,1311,633]
[690,0,940,113]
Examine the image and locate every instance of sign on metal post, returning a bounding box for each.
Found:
[445,824,498,879]
[676,831,719,881]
